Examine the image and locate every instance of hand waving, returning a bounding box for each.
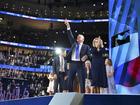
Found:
[64,19,70,28]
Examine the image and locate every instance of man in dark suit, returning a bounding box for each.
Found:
[53,49,67,93]
[64,20,90,93]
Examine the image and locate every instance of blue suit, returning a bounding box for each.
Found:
[66,29,90,93]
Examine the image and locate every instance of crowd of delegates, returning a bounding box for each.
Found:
[0,27,50,46]
[1,0,108,19]
[0,46,52,68]
[0,68,49,101]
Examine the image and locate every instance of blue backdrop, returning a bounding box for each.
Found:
[109,0,140,94]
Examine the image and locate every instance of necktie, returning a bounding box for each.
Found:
[75,44,80,59]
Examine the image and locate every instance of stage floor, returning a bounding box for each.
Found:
[0,93,140,105]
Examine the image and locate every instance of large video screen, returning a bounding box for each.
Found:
[109,0,140,94]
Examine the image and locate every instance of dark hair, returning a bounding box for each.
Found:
[107,59,112,66]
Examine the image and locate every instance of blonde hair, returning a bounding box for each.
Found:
[92,37,104,48]
[85,60,91,68]
[92,38,98,47]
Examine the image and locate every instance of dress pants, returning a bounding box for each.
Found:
[68,61,85,93]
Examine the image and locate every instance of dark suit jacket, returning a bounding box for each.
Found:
[53,56,67,75]
[66,29,90,62]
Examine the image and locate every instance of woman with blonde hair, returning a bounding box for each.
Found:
[90,36,108,93]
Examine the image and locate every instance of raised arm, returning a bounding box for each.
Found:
[64,19,75,45]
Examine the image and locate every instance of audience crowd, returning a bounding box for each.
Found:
[0,46,52,68]
[0,68,49,101]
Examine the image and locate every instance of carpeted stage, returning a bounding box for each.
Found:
[0,93,140,105]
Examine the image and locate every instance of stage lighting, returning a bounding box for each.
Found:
[0,17,3,21]
[93,4,96,6]
[64,6,66,8]
[55,48,62,55]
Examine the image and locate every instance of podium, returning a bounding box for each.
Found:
[49,92,83,105]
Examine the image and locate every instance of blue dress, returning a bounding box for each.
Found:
[91,47,108,88]
[106,65,117,93]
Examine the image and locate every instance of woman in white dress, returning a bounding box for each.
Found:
[105,58,117,94]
